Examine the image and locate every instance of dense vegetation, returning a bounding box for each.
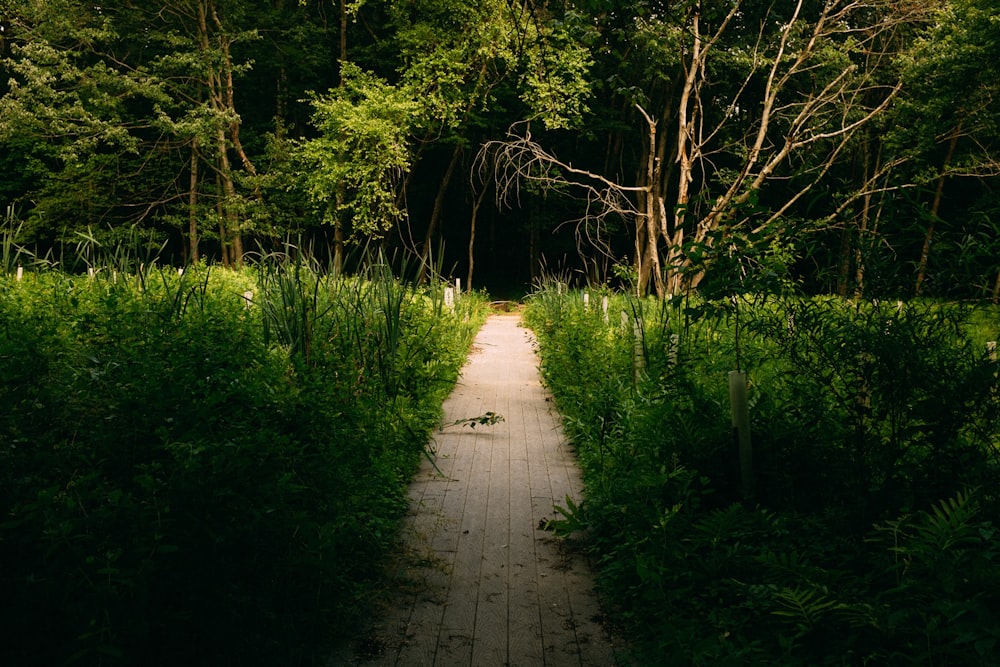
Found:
[3,0,1000,663]
[525,286,1000,665]
[1,0,999,297]
[0,258,487,666]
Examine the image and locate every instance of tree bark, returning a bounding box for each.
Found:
[915,130,960,296]
[331,0,349,274]
[188,137,200,265]
[467,166,492,290]
[637,105,664,297]
[419,144,462,282]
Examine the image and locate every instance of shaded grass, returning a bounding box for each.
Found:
[525,287,1000,665]
[0,262,488,666]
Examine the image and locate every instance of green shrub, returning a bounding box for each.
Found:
[525,285,1000,665]
[0,264,487,666]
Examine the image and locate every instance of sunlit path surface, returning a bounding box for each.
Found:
[342,313,619,666]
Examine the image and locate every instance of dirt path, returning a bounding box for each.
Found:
[344,313,619,666]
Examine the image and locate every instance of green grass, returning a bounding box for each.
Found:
[0,261,488,666]
[525,285,1000,666]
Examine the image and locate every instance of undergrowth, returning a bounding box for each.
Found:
[525,285,1000,665]
[0,258,487,666]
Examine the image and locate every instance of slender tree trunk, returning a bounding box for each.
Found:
[331,0,349,273]
[216,172,229,267]
[217,125,242,266]
[634,217,647,296]
[529,217,540,284]
[198,0,244,265]
[419,144,462,282]
[915,130,960,296]
[636,105,665,297]
[467,169,491,290]
[673,10,701,288]
[840,141,872,296]
[210,2,258,193]
[837,225,852,296]
[844,141,878,296]
[188,138,200,264]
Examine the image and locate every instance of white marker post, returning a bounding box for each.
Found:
[669,333,680,367]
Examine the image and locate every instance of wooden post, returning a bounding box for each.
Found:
[632,316,645,387]
[602,295,609,324]
[16,266,23,281]
[729,370,753,498]
[444,286,455,312]
[455,278,461,295]
[243,290,253,310]
[583,292,590,312]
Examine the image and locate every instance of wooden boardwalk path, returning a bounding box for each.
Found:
[344,313,619,666]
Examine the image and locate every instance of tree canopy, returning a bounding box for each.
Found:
[1,0,998,298]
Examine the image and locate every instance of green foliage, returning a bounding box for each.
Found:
[444,411,505,430]
[0,261,488,666]
[524,285,1000,665]
[748,298,999,521]
[296,64,419,239]
[518,11,594,130]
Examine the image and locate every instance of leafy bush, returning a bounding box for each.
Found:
[0,263,487,666]
[748,298,999,525]
[525,285,1000,665]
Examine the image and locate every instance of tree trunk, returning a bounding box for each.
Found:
[217,125,242,266]
[636,105,664,297]
[840,140,872,296]
[216,172,229,267]
[915,130,960,296]
[529,217,540,284]
[188,138,200,264]
[845,140,877,297]
[672,9,702,293]
[419,144,462,282]
[331,0,348,274]
[467,173,491,290]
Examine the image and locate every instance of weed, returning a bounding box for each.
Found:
[524,284,1000,665]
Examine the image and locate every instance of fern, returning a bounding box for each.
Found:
[914,490,981,553]
[771,586,839,631]
[542,495,588,535]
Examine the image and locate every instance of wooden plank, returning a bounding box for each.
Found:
[507,404,546,666]
[471,427,510,665]
[350,315,620,666]
[432,426,490,665]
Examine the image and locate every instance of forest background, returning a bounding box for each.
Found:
[2,0,999,300]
